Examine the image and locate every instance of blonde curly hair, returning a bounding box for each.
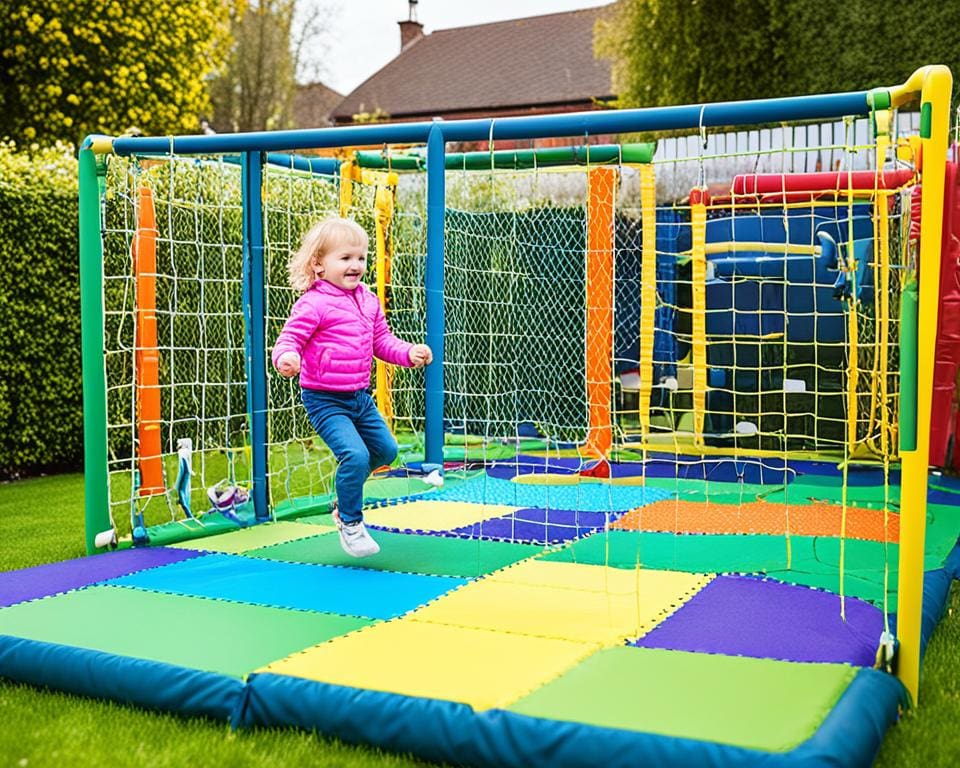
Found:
[288,216,369,293]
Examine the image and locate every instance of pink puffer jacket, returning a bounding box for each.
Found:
[271,280,414,391]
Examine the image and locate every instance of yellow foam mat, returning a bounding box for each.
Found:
[364,500,519,531]
[261,618,597,711]
[409,560,712,644]
[489,559,705,594]
[168,521,333,554]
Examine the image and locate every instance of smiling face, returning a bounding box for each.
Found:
[317,240,367,290]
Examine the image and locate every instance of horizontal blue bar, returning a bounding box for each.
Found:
[264,152,339,175]
[441,92,874,143]
[110,90,874,157]
[213,152,340,176]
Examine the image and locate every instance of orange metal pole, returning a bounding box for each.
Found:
[585,167,617,459]
[133,186,164,495]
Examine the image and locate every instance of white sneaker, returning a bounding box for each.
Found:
[332,508,380,558]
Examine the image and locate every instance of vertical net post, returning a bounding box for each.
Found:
[372,171,399,430]
[242,150,271,522]
[425,123,446,467]
[133,186,164,496]
[80,144,110,553]
[339,159,355,216]
[585,166,617,459]
[896,65,952,704]
[637,164,658,437]
[689,187,708,446]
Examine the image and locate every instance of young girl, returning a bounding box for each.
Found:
[273,217,432,557]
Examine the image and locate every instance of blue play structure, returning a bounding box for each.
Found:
[631,201,882,448]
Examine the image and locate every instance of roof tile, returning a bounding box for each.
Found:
[332,5,614,121]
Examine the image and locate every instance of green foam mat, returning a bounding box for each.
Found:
[508,646,856,752]
[639,474,912,510]
[539,530,940,608]
[144,514,258,548]
[293,513,335,526]
[273,472,484,520]
[248,531,541,577]
[924,502,960,562]
[361,471,484,500]
[169,521,331,553]
[273,494,335,519]
[0,585,372,677]
[643,476,899,508]
[362,477,439,500]
[643,477,772,503]
[762,479,898,507]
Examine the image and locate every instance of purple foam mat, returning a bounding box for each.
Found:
[449,507,611,544]
[484,456,654,481]
[484,455,796,484]
[484,456,581,480]
[0,547,205,607]
[635,574,884,666]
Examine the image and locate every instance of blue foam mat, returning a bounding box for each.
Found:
[425,475,673,510]
[0,634,244,720]
[238,666,904,768]
[3,540,955,767]
[107,553,468,620]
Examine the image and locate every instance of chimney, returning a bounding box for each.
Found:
[399,0,423,50]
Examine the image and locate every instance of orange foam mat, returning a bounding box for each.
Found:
[611,499,899,543]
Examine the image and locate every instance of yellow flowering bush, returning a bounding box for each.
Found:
[0,0,235,145]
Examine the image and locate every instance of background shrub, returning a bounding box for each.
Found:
[0,142,81,478]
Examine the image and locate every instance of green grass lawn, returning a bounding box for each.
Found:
[1,473,959,766]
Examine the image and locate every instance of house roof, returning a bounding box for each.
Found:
[293,81,344,128]
[331,5,615,123]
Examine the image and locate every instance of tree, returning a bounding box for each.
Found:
[777,0,960,97]
[595,0,960,109]
[595,0,787,108]
[0,0,234,146]
[207,0,330,133]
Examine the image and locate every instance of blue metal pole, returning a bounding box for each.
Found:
[265,152,340,175]
[424,123,446,468]
[223,152,340,176]
[111,90,878,157]
[241,151,271,522]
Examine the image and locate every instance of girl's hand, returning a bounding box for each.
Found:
[408,344,433,368]
[276,352,302,377]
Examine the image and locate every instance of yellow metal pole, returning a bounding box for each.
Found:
[370,171,398,429]
[690,190,708,447]
[896,65,952,706]
[637,165,657,437]
[584,167,618,459]
[338,160,355,217]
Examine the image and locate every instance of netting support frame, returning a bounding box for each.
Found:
[84,66,953,704]
[424,124,447,467]
[241,150,271,522]
[893,64,952,705]
[79,144,110,554]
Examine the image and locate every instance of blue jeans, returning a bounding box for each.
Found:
[301,389,398,524]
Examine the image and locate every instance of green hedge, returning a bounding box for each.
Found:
[0,143,81,478]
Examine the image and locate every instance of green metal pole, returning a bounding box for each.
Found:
[899,278,918,452]
[79,146,111,553]
[355,142,657,171]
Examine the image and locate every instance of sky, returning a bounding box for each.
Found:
[315,0,612,95]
